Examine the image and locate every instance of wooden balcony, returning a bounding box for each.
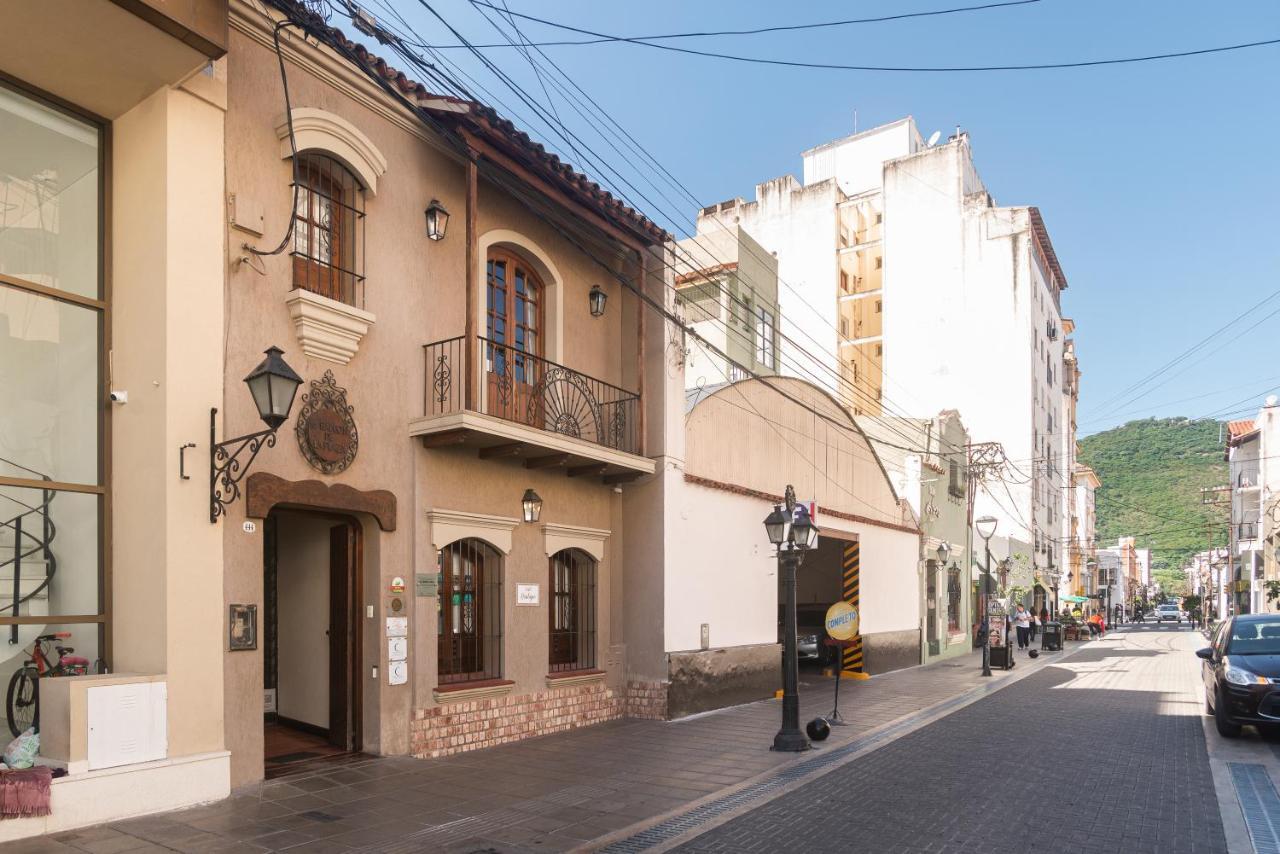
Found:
[410,336,653,483]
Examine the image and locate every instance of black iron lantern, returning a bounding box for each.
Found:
[763,504,789,546]
[589,284,607,318]
[791,504,818,551]
[211,346,301,522]
[244,346,303,430]
[522,489,543,523]
[425,199,450,241]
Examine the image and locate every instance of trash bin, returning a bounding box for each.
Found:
[1041,622,1062,652]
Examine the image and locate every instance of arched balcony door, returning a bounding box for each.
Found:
[485,249,545,428]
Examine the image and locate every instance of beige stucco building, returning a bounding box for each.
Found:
[217,0,671,788]
[0,0,233,839]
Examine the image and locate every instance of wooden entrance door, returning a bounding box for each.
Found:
[485,250,544,427]
[328,523,360,751]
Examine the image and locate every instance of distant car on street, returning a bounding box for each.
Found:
[1199,614,1280,737]
[1156,604,1183,624]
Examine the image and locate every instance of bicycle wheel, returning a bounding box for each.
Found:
[6,667,37,738]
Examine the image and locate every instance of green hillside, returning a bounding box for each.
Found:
[1077,417,1226,576]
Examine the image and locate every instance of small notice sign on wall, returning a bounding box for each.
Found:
[516,583,540,606]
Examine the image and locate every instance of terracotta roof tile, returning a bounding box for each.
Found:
[268,0,667,246]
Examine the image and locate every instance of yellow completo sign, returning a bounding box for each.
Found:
[825,601,860,640]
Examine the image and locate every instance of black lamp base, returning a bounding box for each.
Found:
[772,730,811,752]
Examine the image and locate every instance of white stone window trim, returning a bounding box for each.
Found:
[542,523,610,562]
[285,288,375,366]
[277,107,388,194]
[427,509,521,555]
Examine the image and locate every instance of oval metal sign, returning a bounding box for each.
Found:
[825,601,860,640]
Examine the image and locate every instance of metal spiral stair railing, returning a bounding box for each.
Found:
[0,458,57,645]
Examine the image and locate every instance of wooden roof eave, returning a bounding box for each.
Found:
[455,124,659,256]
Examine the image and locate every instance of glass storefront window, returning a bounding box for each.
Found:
[0,80,105,671]
[0,86,100,300]
[0,291,100,484]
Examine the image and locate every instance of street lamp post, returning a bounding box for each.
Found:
[764,486,818,752]
[975,515,998,678]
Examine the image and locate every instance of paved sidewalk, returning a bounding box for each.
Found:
[3,642,1074,853]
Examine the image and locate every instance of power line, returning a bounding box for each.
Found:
[468,4,1280,73]
[1090,287,1280,412]
[433,0,1044,48]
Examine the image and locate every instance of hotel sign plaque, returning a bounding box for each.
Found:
[296,370,359,474]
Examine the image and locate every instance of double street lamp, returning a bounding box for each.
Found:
[975,515,998,678]
[764,486,819,752]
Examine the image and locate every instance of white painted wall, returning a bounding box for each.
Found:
[275,513,331,729]
[665,483,781,652]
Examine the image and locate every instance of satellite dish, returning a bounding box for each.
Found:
[927,131,942,147]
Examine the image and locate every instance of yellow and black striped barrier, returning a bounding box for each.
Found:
[842,541,869,679]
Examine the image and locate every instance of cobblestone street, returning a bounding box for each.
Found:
[668,623,1227,854]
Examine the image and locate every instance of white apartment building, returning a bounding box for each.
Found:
[673,225,780,390]
[689,117,1074,581]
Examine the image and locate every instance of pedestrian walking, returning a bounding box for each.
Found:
[1014,604,1031,650]
[1029,610,1038,643]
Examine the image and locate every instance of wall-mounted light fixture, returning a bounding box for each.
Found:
[211,346,302,522]
[522,489,543,523]
[588,284,607,318]
[425,199,450,241]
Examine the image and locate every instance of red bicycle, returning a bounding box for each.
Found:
[6,632,90,737]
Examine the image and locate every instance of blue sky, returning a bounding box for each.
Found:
[368,0,1280,435]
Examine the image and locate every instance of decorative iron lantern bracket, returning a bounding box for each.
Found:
[210,407,279,523]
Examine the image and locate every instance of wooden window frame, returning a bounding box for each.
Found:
[548,549,597,673]
[291,153,364,307]
[437,539,503,684]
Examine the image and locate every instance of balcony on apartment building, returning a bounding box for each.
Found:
[412,336,654,483]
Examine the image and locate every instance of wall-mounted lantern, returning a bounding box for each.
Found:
[211,346,303,522]
[937,541,951,566]
[588,284,607,318]
[522,489,543,523]
[425,199,450,241]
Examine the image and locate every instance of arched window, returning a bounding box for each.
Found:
[437,539,503,683]
[485,249,544,424]
[548,549,597,672]
[292,153,365,306]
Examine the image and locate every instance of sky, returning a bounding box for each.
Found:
[358,0,1280,435]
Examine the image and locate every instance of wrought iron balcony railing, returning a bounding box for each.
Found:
[423,336,640,456]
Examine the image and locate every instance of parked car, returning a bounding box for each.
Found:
[780,604,836,665]
[1156,604,1183,624]
[1198,614,1280,737]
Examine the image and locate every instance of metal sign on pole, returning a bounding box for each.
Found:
[824,601,860,725]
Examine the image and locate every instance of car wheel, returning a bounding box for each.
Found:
[1215,688,1242,738]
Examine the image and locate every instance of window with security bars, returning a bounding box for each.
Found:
[291,153,365,307]
[548,549,597,672]
[947,566,962,632]
[437,539,503,683]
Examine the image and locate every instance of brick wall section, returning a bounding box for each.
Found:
[411,682,622,758]
[624,679,669,720]
[410,679,674,759]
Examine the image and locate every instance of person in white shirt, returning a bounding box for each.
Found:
[1013,604,1032,650]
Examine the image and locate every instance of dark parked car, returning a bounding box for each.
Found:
[1198,614,1280,737]
[780,604,836,665]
